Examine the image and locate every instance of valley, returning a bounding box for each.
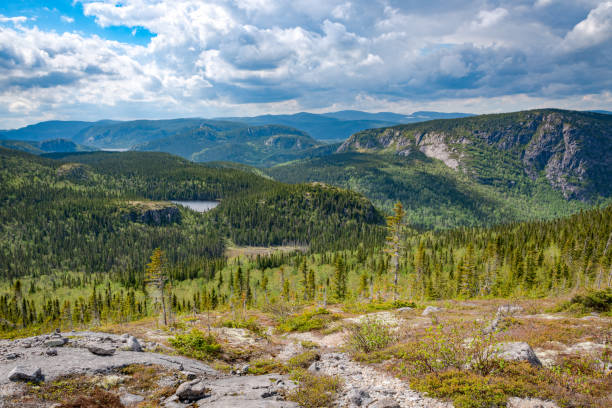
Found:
[0,109,611,408]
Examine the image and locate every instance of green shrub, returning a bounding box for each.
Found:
[247,359,286,375]
[569,289,612,313]
[411,369,511,408]
[287,369,342,408]
[300,340,319,349]
[218,317,265,336]
[169,330,221,361]
[343,300,416,314]
[346,318,396,353]
[277,308,340,333]
[287,351,320,370]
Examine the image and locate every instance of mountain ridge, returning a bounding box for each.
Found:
[338,108,612,201]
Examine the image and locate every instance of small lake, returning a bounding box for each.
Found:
[171,200,219,212]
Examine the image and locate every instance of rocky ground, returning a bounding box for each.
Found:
[0,300,610,407]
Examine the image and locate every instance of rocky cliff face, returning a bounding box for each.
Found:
[123,201,182,225]
[339,109,612,200]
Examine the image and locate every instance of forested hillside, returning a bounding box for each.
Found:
[269,109,612,228]
[0,149,385,283]
[133,124,331,167]
[0,139,96,155]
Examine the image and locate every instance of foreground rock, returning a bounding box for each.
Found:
[494,342,542,367]
[87,344,116,356]
[126,336,143,352]
[497,305,524,316]
[195,374,298,407]
[507,397,559,408]
[8,366,42,382]
[0,332,217,385]
[422,306,443,316]
[313,352,451,408]
[175,379,210,402]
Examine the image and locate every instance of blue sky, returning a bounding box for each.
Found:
[0,0,611,128]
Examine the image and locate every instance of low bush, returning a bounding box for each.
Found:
[287,350,320,370]
[277,308,340,333]
[169,329,221,361]
[343,300,416,314]
[218,317,265,336]
[568,289,612,314]
[247,358,287,375]
[287,369,342,408]
[346,317,396,353]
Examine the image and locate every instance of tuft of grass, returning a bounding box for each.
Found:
[169,329,221,361]
[277,308,340,333]
[247,359,287,375]
[218,317,266,336]
[300,340,320,349]
[343,300,416,314]
[287,369,342,408]
[287,350,320,370]
[247,351,320,375]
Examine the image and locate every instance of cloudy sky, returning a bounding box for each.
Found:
[1,0,611,128]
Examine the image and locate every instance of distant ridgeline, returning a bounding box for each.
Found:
[0,148,385,282]
[269,109,612,229]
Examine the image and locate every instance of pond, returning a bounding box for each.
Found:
[171,200,219,212]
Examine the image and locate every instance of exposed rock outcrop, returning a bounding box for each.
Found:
[339,109,612,200]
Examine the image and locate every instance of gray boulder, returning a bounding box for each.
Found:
[349,388,371,406]
[372,397,401,408]
[175,379,210,402]
[44,337,68,347]
[126,336,143,352]
[87,344,116,356]
[120,392,145,406]
[493,342,542,367]
[422,306,442,316]
[484,316,501,334]
[45,349,58,356]
[8,366,43,382]
[497,305,524,316]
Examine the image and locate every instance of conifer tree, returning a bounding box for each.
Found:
[333,256,347,300]
[145,248,169,326]
[385,202,405,300]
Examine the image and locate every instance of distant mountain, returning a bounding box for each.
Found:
[72,119,242,149]
[322,110,474,123]
[589,110,612,115]
[217,112,398,141]
[0,138,96,154]
[133,124,332,167]
[269,109,612,229]
[0,121,104,142]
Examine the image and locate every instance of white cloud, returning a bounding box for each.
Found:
[61,16,75,24]
[563,1,612,50]
[0,15,28,24]
[0,0,610,128]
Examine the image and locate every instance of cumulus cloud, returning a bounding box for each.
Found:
[563,1,612,50]
[0,0,610,127]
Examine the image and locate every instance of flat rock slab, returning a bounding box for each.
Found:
[196,374,298,407]
[0,345,217,385]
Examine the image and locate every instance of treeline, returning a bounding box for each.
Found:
[396,205,612,299]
